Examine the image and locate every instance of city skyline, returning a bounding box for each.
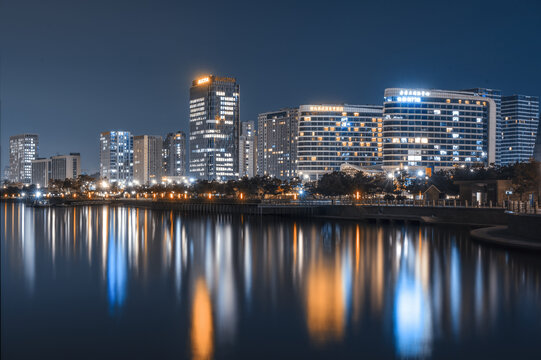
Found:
[2,0,541,173]
[5,85,539,179]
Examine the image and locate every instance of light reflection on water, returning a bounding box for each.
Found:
[2,202,541,359]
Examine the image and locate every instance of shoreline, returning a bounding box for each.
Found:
[4,198,540,251]
[3,198,509,226]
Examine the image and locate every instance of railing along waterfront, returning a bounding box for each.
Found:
[261,198,540,213]
[261,198,507,208]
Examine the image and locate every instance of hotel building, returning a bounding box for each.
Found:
[257,108,299,179]
[463,88,503,165]
[189,75,240,180]
[500,95,540,165]
[9,134,39,183]
[134,135,163,185]
[239,121,256,178]
[297,104,383,181]
[99,131,133,183]
[163,131,186,177]
[382,89,496,173]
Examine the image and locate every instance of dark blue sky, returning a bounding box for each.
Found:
[1,0,540,173]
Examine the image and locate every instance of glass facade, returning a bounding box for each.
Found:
[297,105,383,181]
[189,75,240,180]
[500,95,540,165]
[382,89,496,172]
[99,131,133,183]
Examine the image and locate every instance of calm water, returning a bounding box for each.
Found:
[1,202,541,359]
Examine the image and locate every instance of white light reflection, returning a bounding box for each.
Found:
[394,262,432,357]
[175,216,182,297]
[22,207,35,293]
[107,208,127,313]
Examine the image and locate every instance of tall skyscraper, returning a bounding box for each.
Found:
[99,131,133,183]
[189,75,240,180]
[9,134,39,183]
[382,88,496,173]
[464,88,502,165]
[534,115,541,162]
[297,104,383,180]
[500,95,540,165]
[257,108,299,179]
[163,131,186,177]
[239,121,256,178]
[134,135,163,185]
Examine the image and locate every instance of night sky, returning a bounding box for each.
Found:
[1,0,540,173]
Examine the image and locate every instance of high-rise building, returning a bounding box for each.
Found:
[51,153,81,180]
[257,108,299,179]
[134,135,163,185]
[31,158,51,188]
[382,88,496,173]
[2,166,11,182]
[500,95,540,165]
[464,88,502,165]
[9,134,39,183]
[534,115,541,162]
[297,104,383,181]
[31,153,81,188]
[163,131,186,177]
[239,121,256,178]
[99,131,133,183]
[189,75,240,180]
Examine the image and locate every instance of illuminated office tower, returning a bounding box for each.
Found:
[534,116,541,161]
[501,95,540,165]
[382,89,496,173]
[257,108,299,179]
[163,131,186,177]
[189,75,240,180]
[134,135,163,185]
[297,105,383,181]
[9,134,39,183]
[99,131,133,183]
[463,88,502,165]
[239,121,256,178]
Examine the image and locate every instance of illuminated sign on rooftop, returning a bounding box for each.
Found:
[399,90,430,96]
[309,106,344,112]
[197,77,210,85]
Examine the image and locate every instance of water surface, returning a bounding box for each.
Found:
[2,202,541,359]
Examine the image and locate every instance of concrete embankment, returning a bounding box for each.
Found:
[5,198,509,227]
[107,200,508,227]
[470,214,541,251]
